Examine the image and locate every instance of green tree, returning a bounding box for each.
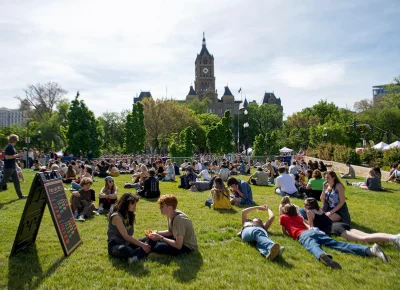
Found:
[252,134,268,156]
[66,97,103,157]
[98,112,126,154]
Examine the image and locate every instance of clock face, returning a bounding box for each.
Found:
[203,68,209,74]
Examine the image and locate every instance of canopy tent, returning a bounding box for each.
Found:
[279,147,293,153]
[372,141,388,150]
[383,141,400,150]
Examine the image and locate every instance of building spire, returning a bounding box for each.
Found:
[202,32,206,47]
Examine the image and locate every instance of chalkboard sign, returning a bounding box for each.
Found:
[11,171,82,257]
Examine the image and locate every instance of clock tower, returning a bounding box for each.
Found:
[194,32,216,100]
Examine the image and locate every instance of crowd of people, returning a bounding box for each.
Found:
[1,133,399,269]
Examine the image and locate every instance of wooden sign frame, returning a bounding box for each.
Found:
[11,171,82,257]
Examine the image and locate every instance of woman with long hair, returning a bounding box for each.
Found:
[205,177,232,209]
[306,169,325,200]
[162,159,175,181]
[305,197,399,248]
[107,193,151,263]
[98,176,118,215]
[320,171,351,224]
[63,164,77,184]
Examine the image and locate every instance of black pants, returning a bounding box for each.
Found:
[108,241,147,260]
[147,238,193,256]
[0,168,23,198]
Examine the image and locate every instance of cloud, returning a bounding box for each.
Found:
[270,58,346,90]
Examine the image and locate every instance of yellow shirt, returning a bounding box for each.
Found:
[211,189,232,210]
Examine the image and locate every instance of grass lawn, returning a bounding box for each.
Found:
[1,169,400,290]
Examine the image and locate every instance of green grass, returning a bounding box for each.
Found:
[1,170,400,290]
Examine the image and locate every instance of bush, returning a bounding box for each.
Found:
[360,149,384,167]
[383,147,400,166]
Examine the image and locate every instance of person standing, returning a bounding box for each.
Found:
[0,134,27,199]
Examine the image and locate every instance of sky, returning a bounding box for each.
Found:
[1,0,400,118]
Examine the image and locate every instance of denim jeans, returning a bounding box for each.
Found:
[241,226,275,257]
[298,229,368,260]
[0,168,23,198]
[71,182,82,191]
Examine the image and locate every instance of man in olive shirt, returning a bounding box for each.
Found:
[248,167,269,186]
[147,194,197,255]
[0,134,26,199]
[341,162,356,179]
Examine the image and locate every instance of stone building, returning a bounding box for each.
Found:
[0,107,23,128]
[185,33,242,117]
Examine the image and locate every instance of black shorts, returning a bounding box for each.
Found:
[330,222,350,236]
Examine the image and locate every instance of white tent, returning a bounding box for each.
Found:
[383,141,400,150]
[372,141,388,150]
[279,147,293,153]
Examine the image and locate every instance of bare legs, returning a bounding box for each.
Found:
[342,229,392,243]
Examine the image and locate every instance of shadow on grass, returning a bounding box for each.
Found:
[0,198,19,210]
[8,245,66,290]
[149,251,203,283]
[214,208,238,214]
[350,222,386,234]
[245,242,294,269]
[109,255,150,277]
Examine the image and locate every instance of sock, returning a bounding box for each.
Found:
[74,210,79,218]
[389,236,397,242]
[109,205,114,212]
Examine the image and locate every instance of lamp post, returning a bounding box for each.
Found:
[323,127,327,141]
[243,109,249,155]
[37,130,41,152]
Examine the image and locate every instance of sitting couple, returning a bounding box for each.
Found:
[107,194,197,263]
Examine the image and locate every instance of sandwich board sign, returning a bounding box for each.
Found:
[11,171,82,257]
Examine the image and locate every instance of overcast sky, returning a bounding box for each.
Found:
[1,0,399,118]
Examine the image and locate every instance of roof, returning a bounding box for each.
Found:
[223,86,233,96]
[188,85,197,96]
[198,33,214,59]
[262,92,282,106]
[134,91,152,103]
[243,97,248,108]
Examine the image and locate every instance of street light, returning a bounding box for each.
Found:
[38,130,41,152]
[243,119,249,155]
[323,127,327,141]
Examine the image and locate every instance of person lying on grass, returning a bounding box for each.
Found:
[146,194,198,256]
[280,204,389,270]
[71,177,96,222]
[238,204,283,260]
[304,197,400,247]
[107,193,151,264]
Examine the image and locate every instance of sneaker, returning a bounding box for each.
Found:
[19,195,28,199]
[278,246,285,257]
[346,180,351,186]
[128,256,139,264]
[394,236,400,250]
[266,243,280,261]
[319,253,342,269]
[98,209,103,215]
[75,215,85,222]
[370,243,389,262]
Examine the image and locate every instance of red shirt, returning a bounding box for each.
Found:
[279,214,308,240]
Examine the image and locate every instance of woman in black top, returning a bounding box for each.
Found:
[107,193,151,263]
[305,198,400,247]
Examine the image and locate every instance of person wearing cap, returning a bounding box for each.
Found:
[248,167,269,186]
[98,176,118,215]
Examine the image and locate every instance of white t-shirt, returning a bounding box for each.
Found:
[198,169,211,181]
[276,173,297,194]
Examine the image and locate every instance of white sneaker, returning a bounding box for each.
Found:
[370,243,388,263]
[394,236,400,250]
[128,256,139,264]
[75,215,85,222]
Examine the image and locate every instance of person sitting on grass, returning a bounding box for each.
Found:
[71,166,93,191]
[98,176,118,215]
[280,204,389,270]
[218,163,230,181]
[108,163,120,177]
[248,167,269,186]
[137,169,160,199]
[340,161,356,179]
[107,193,151,264]
[238,204,283,260]
[197,162,211,181]
[162,159,175,181]
[275,167,298,197]
[227,177,255,205]
[385,164,400,183]
[320,171,351,224]
[305,197,400,248]
[205,177,232,209]
[63,164,76,184]
[278,196,300,216]
[305,169,325,200]
[178,166,197,189]
[346,169,383,191]
[146,194,198,256]
[71,177,96,222]
[97,160,109,178]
